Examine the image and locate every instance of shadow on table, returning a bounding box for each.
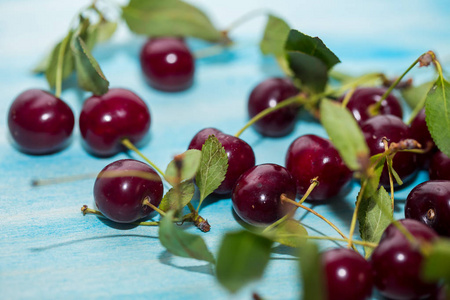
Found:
[29,234,158,252]
[158,250,214,276]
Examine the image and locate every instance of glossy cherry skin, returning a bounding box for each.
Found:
[7,89,74,154]
[285,135,352,201]
[79,88,151,157]
[188,128,255,196]
[410,109,436,169]
[429,151,450,180]
[232,164,297,225]
[405,180,450,237]
[94,159,163,223]
[361,115,418,187]
[321,248,373,300]
[247,77,300,137]
[370,219,439,300]
[140,38,195,92]
[340,87,402,124]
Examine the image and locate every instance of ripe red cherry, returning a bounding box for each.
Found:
[370,219,439,300]
[247,77,300,137]
[7,89,74,154]
[94,159,163,223]
[321,248,373,300]
[232,164,297,225]
[79,88,151,157]
[188,128,255,196]
[340,87,402,124]
[285,135,352,201]
[361,115,417,187]
[140,38,195,92]
[410,109,436,169]
[405,180,450,237]
[429,151,450,180]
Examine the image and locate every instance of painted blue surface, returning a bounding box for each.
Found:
[1,0,449,299]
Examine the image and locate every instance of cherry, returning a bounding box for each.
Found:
[340,87,402,124]
[94,159,163,223]
[231,164,296,225]
[247,77,300,137]
[361,115,418,187]
[79,88,151,157]
[370,219,439,300]
[188,128,255,196]
[321,248,373,300]
[7,89,74,154]
[409,109,436,169]
[140,38,195,92]
[405,180,450,237]
[285,134,352,201]
[429,151,450,180]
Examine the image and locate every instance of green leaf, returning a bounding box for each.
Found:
[422,238,450,282]
[89,20,118,44]
[159,211,215,263]
[216,231,273,293]
[387,155,403,186]
[165,149,202,186]
[363,154,386,199]
[44,31,75,88]
[358,186,393,258]
[299,242,326,300]
[320,99,370,171]
[425,77,450,157]
[159,180,196,212]
[402,81,435,110]
[260,14,290,58]
[272,219,308,248]
[196,135,228,205]
[71,36,109,95]
[122,0,223,43]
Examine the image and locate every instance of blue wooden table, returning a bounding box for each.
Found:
[1,0,449,299]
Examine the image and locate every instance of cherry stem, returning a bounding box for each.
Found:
[340,87,356,108]
[281,195,357,251]
[81,205,160,226]
[223,8,269,34]
[235,94,306,137]
[121,138,166,179]
[142,198,166,217]
[347,179,367,249]
[298,177,319,205]
[54,32,71,98]
[301,235,378,248]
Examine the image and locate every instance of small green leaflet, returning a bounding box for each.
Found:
[159,180,196,212]
[425,76,450,157]
[122,0,223,43]
[422,238,450,282]
[165,149,202,186]
[196,135,228,206]
[159,211,215,263]
[44,31,75,87]
[320,99,369,171]
[71,36,109,95]
[216,231,273,293]
[387,155,403,186]
[358,186,393,258]
[299,242,326,300]
[285,30,340,93]
[272,219,308,248]
[89,20,118,44]
[260,14,290,58]
[363,154,386,199]
[402,81,435,120]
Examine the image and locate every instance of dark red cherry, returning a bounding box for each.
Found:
[410,109,436,169]
[429,151,450,180]
[79,88,151,157]
[340,87,402,124]
[188,128,255,196]
[247,77,300,137]
[7,89,74,154]
[94,159,163,223]
[140,38,195,92]
[231,164,297,225]
[285,134,352,201]
[361,115,417,187]
[405,180,450,237]
[322,248,373,300]
[370,219,439,300]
